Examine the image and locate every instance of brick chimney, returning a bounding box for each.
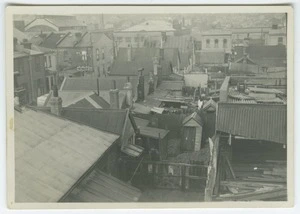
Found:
[124,77,133,107]
[49,85,62,116]
[109,80,119,109]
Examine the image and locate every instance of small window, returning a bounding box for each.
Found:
[214,39,219,48]
[278,37,283,44]
[134,37,140,43]
[206,39,210,48]
[223,39,228,48]
[81,51,87,61]
[96,48,100,61]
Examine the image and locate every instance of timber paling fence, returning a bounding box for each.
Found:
[126,160,209,191]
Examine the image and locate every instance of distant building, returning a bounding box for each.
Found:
[201,29,232,53]
[24,15,87,32]
[14,38,48,105]
[55,31,114,76]
[265,27,287,46]
[114,20,176,48]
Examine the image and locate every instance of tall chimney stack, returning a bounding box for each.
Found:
[49,85,62,116]
[109,80,119,109]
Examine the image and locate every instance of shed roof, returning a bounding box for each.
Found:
[15,108,119,202]
[216,103,287,144]
[202,98,217,112]
[133,117,150,128]
[62,169,141,202]
[182,112,203,126]
[139,126,169,139]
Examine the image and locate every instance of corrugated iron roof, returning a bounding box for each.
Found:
[15,108,119,202]
[163,35,192,52]
[62,169,141,202]
[216,103,287,144]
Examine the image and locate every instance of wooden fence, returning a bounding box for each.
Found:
[126,160,208,191]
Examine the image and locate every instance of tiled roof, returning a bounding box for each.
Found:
[110,48,173,76]
[216,103,287,144]
[15,108,119,202]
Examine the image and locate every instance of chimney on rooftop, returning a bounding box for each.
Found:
[127,44,132,61]
[49,85,62,116]
[124,77,133,107]
[109,80,119,109]
[137,68,145,102]
[75,32,82,41]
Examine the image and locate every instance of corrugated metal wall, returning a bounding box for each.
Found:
[216,103,287,144]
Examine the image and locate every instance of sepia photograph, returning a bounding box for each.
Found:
[5,5,294,209]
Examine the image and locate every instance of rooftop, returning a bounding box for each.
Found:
[15,108,119,202]
[122,20,175,32]
[216,103,287,144]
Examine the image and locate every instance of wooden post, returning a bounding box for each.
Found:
[181,165,186,191]
[185,165,190,190]
[204,135,220,201]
